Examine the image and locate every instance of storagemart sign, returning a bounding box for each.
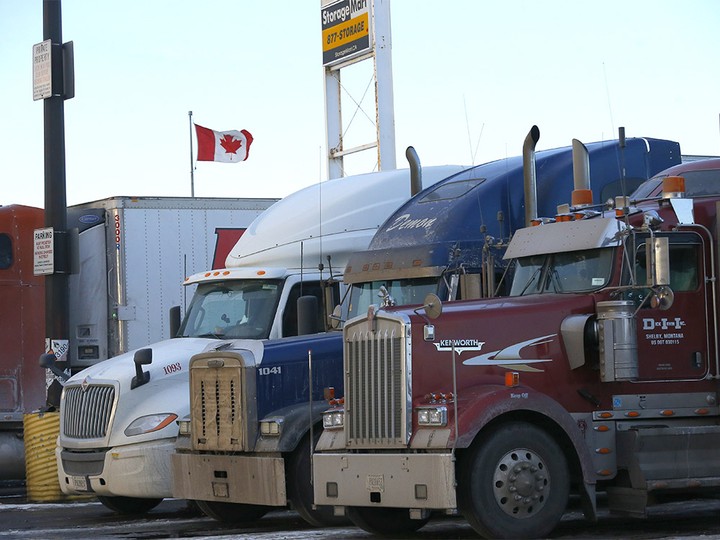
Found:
[321,0,371,67]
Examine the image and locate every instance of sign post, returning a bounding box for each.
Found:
[321,0,396,178]
[38,0,73,407]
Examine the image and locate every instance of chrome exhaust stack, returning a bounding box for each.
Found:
[571,138,593,207]
[406,146,422,196]
[522,125,540,227]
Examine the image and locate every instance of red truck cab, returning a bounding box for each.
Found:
[0,205,46,479]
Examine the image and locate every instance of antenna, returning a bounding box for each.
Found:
[318,172,323,273]
[463,96,484,165]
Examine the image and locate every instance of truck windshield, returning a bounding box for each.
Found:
[347,277,438,319]
[510,248,614,296]
[179,280,283,339]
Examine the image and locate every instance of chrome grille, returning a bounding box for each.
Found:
[345,314,410,448]
[62,385,115,439]
[190,353,247,452]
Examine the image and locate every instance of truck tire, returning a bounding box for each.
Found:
[195,499,268,523]
[458,421,569,539]
[287,430,348,527]
[347,507,430,535]
[97,495,163,514]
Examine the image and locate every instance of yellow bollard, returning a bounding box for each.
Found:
[23,411,63,502]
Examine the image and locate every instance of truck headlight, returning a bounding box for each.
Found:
[417,406,447,426]
[124,413,178,436]
[260,419,282,436]
[322,410,344,430]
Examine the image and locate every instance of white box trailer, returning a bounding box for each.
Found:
[66,196,277,368]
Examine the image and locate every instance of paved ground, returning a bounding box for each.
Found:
[3,481,720,539]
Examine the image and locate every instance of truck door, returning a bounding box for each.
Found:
[631,232,711,380]
[281,281,339,337]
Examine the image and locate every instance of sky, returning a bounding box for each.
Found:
[1,0,718,209]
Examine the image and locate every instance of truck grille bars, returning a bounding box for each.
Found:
[345,315,411,448]
[62,385,115,439]
[190,353,248,452]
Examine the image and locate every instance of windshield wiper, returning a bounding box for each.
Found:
[549,267,563,293]
[518,266,543,296]
[194,332,224,339]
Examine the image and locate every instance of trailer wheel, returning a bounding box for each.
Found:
[97,495,162,514]
[347,507,430,536]
[458,422,569,539]
[287,430,348,527]
[195,499,268,523]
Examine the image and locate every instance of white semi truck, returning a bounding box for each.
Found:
[54,165,468,518]
[0,196,275,480]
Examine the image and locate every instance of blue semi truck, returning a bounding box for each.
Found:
[342,128,681,318]
[171,128,681,524]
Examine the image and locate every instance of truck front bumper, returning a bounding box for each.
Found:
[56,438,175,499]
[313,452,456,510]
[171,452,287,506]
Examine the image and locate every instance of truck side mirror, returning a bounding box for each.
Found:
[39,353,70,382]
[418,293,442,341]
[131,348,152,389]
[329,304,342,330]
[169,306,181,338]
[297,295,319,336]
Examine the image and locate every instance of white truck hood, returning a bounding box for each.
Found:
[61,338,264,449]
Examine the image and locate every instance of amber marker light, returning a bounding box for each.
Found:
[662,176,686,198]
[256,270,266,275]
[571,189,593,207]
[505,372,519,387]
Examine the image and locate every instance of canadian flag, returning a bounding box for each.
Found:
[194,124,253,162]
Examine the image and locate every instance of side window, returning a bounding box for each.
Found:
[0,234,12,269]
[281,281,324,337]
[668,244,699,291]
[633,243,699,292]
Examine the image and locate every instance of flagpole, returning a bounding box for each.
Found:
[188,110,195,197]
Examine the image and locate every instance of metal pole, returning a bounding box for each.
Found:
[373,0,396,171]
[188,111,195,197]
[43,0,70,407]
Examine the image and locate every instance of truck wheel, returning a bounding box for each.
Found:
[97,495,163,514]
[347,507,430,535]
[195,499,268,523]
[287,430,348,527]
[458,422,569,539]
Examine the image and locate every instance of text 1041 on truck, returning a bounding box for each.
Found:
[313,153,720,538]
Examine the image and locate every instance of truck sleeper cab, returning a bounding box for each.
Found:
[313,168,720,539]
